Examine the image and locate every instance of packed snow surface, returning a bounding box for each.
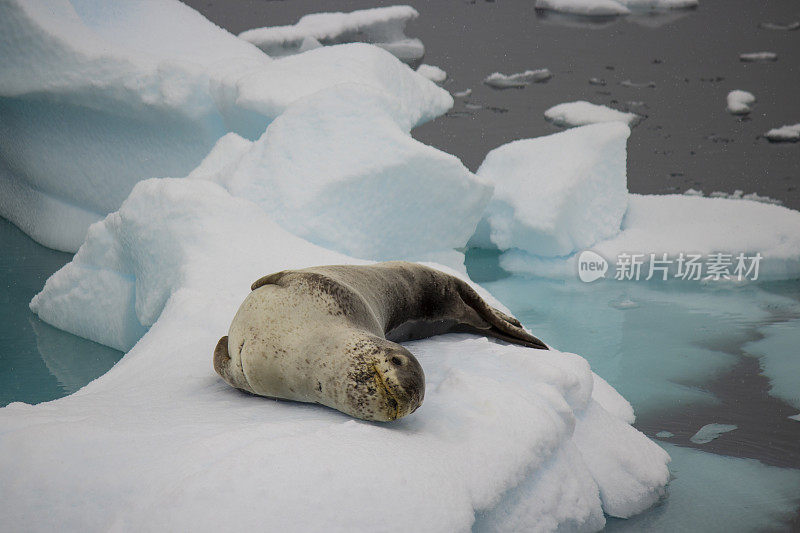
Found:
[0,0,450,253]
[689,424,738,444]
[544,101,640,128]
[13,177,671,531]
[416,64,447,83]
[739,52,778,62]
[484,69,552,88]
[469,123,630,257]
[193,84,487,261]
[534,0,698,17]
[765,123,800,142]
[239,5,424,61]
[726,90,756,115]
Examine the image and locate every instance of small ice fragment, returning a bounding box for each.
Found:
[416,64,447,83]
[453,89,472,98]
[589,77,607,86]
[544,101,640,127]
[765,124,800,142]
[789,414,800,422]
[690,423,738,444]
[465,103,482,110]
[620,79,656,88]
[726,90,755,115]
[612,299,639,309]
[759,21,800,31]
[655,431,674,438]
[534,0,631,17]
[739,52,778,62]
[484,69,552,89]
[707,190,781,205]
[683,188,704,196]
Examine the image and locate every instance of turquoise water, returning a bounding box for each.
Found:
[0,218,122,406]
[2,226,799,529]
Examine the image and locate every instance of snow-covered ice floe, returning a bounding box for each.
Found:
[534,0,698,17]
[8,177,671,531]
[544,101,640,128]
[416,64,447,83]
[466,125,800,280]
[689,423,738,444]
[739,52,778,62]
[484,69,552,89]
[765,123,800,142]
[726,90,756,115]
[0,0,450,253]
[239,5,424,62]
[469,123,630,257]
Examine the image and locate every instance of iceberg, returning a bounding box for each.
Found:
[469,123,630,257]
[499,194,800,280]
[726,90,756,115]
[196,84,488,261]
[544,101,640,127]
[689,423,738,444]
[0,0,451,253]
[484,69,553,89]
[11,177,671,531]
[239,5,424,62]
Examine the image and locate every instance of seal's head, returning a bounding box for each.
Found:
[345,336,425,422]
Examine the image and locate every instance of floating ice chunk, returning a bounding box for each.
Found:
[759,21,800,31]
[17,177,669,531]
[535,0,696,17]
[484,69,553,89]
[743,320,800,409]
[655,431,674,438]
[535,0,631,16]
[789,414,800,422]
[683,188,704,196]
[689,423,738,444]
[239,5,424,62]
[500,194,800,280]
[620,79,656,88]
[589,77,607,86]
[739,52,778,62]
[726,90,756,114]
[212,85,490,260]
[765,123,800,142]
[544,101,640,127]
[416,64,447,83]
[453,88,472,98]
[0,1,452,253]
[470,123,630,257]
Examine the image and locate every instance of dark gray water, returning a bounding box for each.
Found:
[186,0,800,208]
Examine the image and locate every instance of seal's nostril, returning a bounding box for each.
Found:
[390,356,403,366]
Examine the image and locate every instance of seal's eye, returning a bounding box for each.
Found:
[390,356,403,367]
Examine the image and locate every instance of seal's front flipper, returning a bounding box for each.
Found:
[455,279,548,350]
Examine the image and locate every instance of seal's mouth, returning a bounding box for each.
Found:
[371,363,401,420]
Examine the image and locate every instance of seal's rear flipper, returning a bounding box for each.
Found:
[455,279,549,350]
[213,336,256,393]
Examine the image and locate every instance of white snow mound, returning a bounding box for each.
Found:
[14,177,671,531]
[239,5,424,61]
[765,123,800,142]
[470,123,631,257]
[545,101,640,128]
[0,0,451,253]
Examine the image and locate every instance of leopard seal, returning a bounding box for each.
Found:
[214,261,547,422]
